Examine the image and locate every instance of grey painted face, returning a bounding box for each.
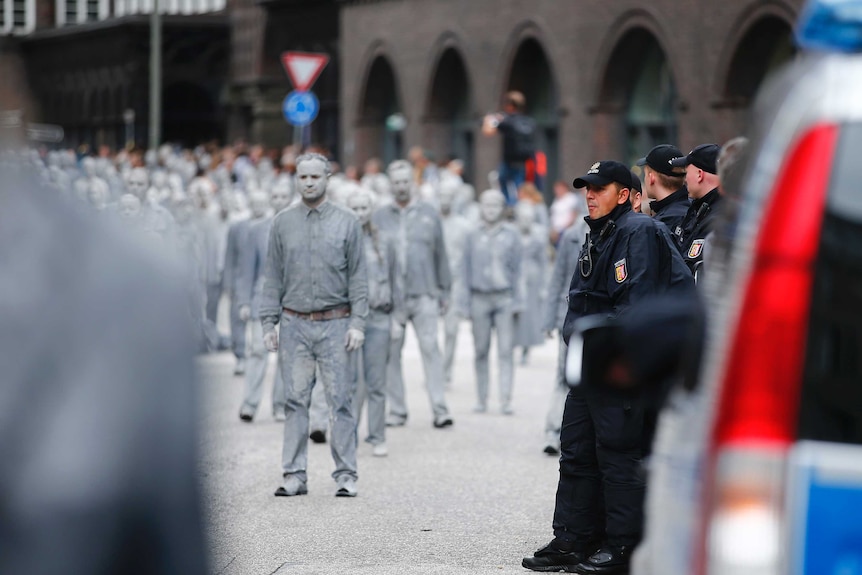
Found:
[515,202,535,233]
[347,191,373,226]
[126,168,149,200]
[389,167,412,204]
[479,190,506,224]
[296,158,328,205]
[249,191,269,219]
[271,179,292,214]
[118,194,141,218]
[438,181,458,213]
[88,180,109,210]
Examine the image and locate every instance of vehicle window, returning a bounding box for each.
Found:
[798,121,862,445]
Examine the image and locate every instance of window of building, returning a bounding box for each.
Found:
[1,0,35,34]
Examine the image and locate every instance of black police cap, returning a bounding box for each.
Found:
[670,143,720,175]
[636,144,686,177]
[573,160,632,190]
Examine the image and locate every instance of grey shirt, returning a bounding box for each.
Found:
[362,226,402,313]
[372,200,451,300]
[235,216,273,319]
[260,200,369,333]
[461,222,524,311]
[543,221,587,332]
[223,218,254,294]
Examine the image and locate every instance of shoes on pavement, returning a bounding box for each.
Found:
[573,545,634,574]
[385,414,407,427]
[501,404,514,415]
[273,408,286,422]
[372,442,388,457]
[433,415,454,428]
[335,476,358,497]
[309,429,327,444]
[274,475,307,497]
[543,443,560,456]
[239,408,254,422]
[522,538,590,572]
[233,358,246,376]
[472,403,487,413]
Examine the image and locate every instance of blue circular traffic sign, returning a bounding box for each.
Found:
[283,91,319,126]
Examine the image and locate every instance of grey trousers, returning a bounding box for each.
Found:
[387,294,449,421]
[470,291,515,409]
[229,293,246,359]
[242,320,285,415]
[352,310,390,445]
[279,314,357,483]
[205,281,222,325]
[442,290,461,385]
[310,378,328,433]
[544,337,569,448]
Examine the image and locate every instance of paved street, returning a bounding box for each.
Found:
[199,321,563,575]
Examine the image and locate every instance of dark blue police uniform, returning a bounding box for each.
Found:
[522,160,693,574]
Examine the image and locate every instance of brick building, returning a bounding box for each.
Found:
[339,0,802,186]
[2,0,803,187]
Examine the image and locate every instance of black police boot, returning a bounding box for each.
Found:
[573,545,633,574]
[521,538,589,572]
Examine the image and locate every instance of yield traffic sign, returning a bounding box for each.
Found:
[280,51,330,92]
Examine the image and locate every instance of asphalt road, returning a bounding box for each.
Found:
[199,321,563,575]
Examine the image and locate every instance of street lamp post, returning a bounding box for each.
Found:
[148,0,161,151]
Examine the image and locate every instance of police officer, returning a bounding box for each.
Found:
[523,160,693,574]
[636,144,689,232]
[669,144,722,277]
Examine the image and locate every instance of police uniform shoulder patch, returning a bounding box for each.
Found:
[614,258,627,283]
[688,239,705,259]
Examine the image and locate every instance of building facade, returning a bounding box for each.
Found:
[3,0,802,187]
[339,0,802,187]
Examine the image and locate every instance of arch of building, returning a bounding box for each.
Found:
[356,44,404,167]
[497,21,561,197]
[591,10,680,166]
[422,34,474,182]
[718,6,796,106]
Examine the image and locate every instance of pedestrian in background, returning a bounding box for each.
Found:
[483,91,537,206]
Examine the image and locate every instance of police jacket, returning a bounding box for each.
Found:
[650,186,690,235]
[562,202,693,345]
[673,187,722,274]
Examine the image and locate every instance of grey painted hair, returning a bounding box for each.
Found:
[295,152,332,176]
[387,159,411,176]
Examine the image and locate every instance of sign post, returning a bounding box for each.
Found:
[280,51,330,145]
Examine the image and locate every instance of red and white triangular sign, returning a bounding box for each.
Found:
[281,51,330,92]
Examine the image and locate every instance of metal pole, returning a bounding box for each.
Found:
[148,0,161,150]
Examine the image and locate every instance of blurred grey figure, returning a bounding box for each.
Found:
[236,189,291,422]
[260,153,368,497]
[513,201,549,365]
[438,178,473,387]
[372,159,454,429]
[125,167,174,237]
[224,193,263,376]
[0,170,206,574]
[540,218,587,455]
[348,189,400,457]
[191,178,230,352]
[460,189,524,415]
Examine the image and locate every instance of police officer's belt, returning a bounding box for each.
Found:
[283,305,351,321]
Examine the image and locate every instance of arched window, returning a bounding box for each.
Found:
[358,55,402,165]
[506,37,559,196]
[425,47,473,181]
[725,16,795,105]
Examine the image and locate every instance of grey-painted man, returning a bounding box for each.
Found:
[372,159,453,429]
[541,219,587,454]
[260,153,368,498]
[347,189,401,457]
[439,179,473,387]
[460,189,524,414]
[236,189,290,422]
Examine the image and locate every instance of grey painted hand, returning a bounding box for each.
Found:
[345,328,365,351]
[239,305,251,322]
[264,330,278,352]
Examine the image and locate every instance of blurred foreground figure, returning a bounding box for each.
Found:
[0,169,206,574]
